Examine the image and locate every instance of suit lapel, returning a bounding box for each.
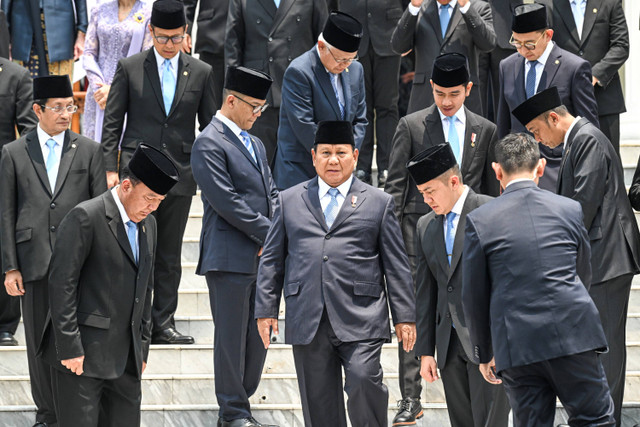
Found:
[136,219,150,283]
[52,131,78,198]
[425,1,444,44]
[556,0,581,46]
[539,46,562,91]
[581,0,602,43]
[423,107,445,149]
[443,4,463,45]
[341,68,352,119]
[329,179,366,231]
[25,131,52,195]
[460,108,481,174]
[257,0,277,19]
[106,192,137,266]
[301,179,329,232]
[311,50,342,119]
[449,191,475,279]
[143,50,166,115]
[556,118,587,192]
[216,118,262,173]
[515,58,527,101]
[429,215,450,275]
[168,53,190,117]
[270,0,294,33]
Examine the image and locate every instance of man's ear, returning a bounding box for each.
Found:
[491,162,503,182]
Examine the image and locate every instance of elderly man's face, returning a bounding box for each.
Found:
[119,179,166,223]
[34,97,75,136]
[312,144,358,187]
[317,41,358,74]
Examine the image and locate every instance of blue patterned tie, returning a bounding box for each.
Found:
[447,116,461,163]
[439,4,451,38]
[445,212,456,265]
[240,131,258,164]
[45,138,58,190]
[323,188,340,228]
[162,59,176,115]
[330,73,345,119]
[525,60,538,99]
[126,220,138,264]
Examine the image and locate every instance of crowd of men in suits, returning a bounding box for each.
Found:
[0,0,638,426]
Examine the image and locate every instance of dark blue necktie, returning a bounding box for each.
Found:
[525,60,538,99]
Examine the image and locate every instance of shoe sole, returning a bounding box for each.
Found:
[392,410,424,426]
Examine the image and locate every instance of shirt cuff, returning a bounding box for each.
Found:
[408,3,421,15]
[459,1,471,14]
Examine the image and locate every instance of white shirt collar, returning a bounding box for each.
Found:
[506,178,535,188]
[318,175,353,199]
[215,110,243,140]
[450,185,469,216]
[111,187,133,224]
[153,47,179,74]
[36,124,65,148]
[564,116,582,146]
[437,106,467,127]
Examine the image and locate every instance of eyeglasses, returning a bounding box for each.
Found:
[40,105,78,114]
[234,94,269,114]
[326,46,358,64]
[509,32,546,50]
[152,30,186,45]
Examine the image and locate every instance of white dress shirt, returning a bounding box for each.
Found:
[318,175,353,213]
[37,124,64,182]
[524,41,554,94]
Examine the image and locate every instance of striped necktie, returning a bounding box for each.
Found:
[330,73,345,119]
[240,131,258,164]
[323,188,340,228]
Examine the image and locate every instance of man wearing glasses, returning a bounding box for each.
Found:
[102,0,217,346]
[496,2,598,191]
[272,11,367,190]
[0,75,106,427]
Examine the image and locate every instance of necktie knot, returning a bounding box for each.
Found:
[446,211,456,226]
[328,188,340,199]
[46,138,56,150]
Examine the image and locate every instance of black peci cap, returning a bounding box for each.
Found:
[224,66,273,100]
[128,144,180,195]
[431,53,470,88]
[151,0,186,29]
[322,11,363,53]
[512,3,548,33]
[406,144,457,185]
[33,75,74,100]
[315,120,354,145]
[512,86,563,127]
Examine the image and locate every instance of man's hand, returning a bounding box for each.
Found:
[94,83,111,110]
[257,318,278,349]
[181,34,192,54]
[420,355,439,383]
[479,357,502,384]
[457,0,470,7]
[258,247,263,257]
[4,270,24,296]
[592,76,600,86]
[395,322,416,352]
[74,31,86,60]
[61,356,85,375]
[142,361,147,374]
[410,0,423,7]
[106,171,120,188]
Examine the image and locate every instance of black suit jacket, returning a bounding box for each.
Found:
[184,0,230,56]
[385,104,499,222]
[40,191,156,380]
[225,0,327,107]
[557,118,640,284]
[102,49,217,196]
[415,189,492,369]
[0,10,9,59]
[0,130,106,282]
[0,59,37,147]
[552,0,629,116]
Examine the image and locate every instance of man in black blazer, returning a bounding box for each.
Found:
[256,121,416,427]
[385,54,499,424]
[408,144,509,427]
[1,75,106,427]
[462,133,614,426]
[391,0,496,117]
[552,0,629,155]
[102,0,217,345]
[191,67,278,427]
[513,87,640,426]
[496,3,598,191]
[40,144,179,426]
[225,0,328,165]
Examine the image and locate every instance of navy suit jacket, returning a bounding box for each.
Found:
[191,116,278,275]
[462,181,607,372]
[273,48,367,189]
[255,177,415,345]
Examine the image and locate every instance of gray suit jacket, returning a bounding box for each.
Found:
[0,59,37,147]
[191,116,278,275]
[255,177,415,345]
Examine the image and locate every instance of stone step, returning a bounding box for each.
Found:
[621,142,640,169]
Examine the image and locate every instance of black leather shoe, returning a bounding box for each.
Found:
[221,418,260,427]
[151,327,194,345]
[377,169,388,188]
[249,416,279,427]
[392,397,423,426]
[0,332,18,346]
[33,423,48,427]
[355,169,372,185]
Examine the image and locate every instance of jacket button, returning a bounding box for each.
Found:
[287,36,291,42]
[368,12,372,18]
[257,18,261,24]
[164,123,168,128]
[50,202,56,209]
[135,298,139,303]
[162,143,167,148]
[447,286,453,292]
[131,321,135,326]
[579,50,584,56]
[446,312,451,318]
[268,37,273,42]
[323,256,328,261]
[50,226,56,232]
[325,235,331,239]
[269,57,274,62]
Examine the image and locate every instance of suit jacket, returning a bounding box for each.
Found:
[557,118,640,284]
[0,59,37,147]
[255,177,415,345]
[552,0,629,116]
[2,0,88,63]
[462,180,607,371]
[415,189,492,369]
[39,191,156,380]
[0,130,106,282]
[191,116,278,275]
[225,0,327,107]
[391,0,496,115]
[0,10,9,59]
[385,104,499,223]
[273,48,367,189]
[184,0,230,56]
[102,49,217,196]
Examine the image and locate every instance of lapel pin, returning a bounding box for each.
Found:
[142,225,145,233]
[183,71,188,76]
[351,195,357,207]
[593,8,597,13]
[345,67,349,73]
[71,143,76,148]
[470,133,476,147]
[555,60,560,65]
[0,67,3,72]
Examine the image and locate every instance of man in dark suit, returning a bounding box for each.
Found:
[462,132,614,426]
[102,0,217,345]
[226,0,328,165]
[385,54,499,424]
[513,87,640,426]
[496,3,598,191]
[191,67,278,427]
[273,11,367,190]
[339,0,404,187]
[391,0,496,117]
[256,121,416,427]
[408,144,509,427]
[0,75,106,427]
[552,0,629,155]
[39,145,178,426]
[182,0,229,107]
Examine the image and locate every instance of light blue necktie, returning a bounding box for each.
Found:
[525,60,538,99]
[45,138,58,190]
[570,0,586,38]
[445,212,456,265]
[447,116,461,163]
[162,59,176,115]
[323,188,340,228]
[274,0,280,7]
[126,220,138,264]
[330,73,345,119]
[240,131,258,164]
[439,4,451,38]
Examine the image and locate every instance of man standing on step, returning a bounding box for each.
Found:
[191,66,278,427]
[512,87,640,427]
[40,144,178,426]
[0,75,106,427]
[102,0,217,346]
